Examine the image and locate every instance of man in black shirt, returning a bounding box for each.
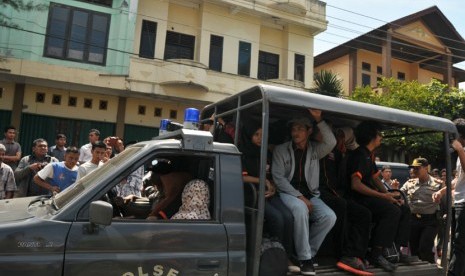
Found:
[346,121,401,272]
[320,127,373,275]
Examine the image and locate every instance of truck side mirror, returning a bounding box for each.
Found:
[89,200,113,226]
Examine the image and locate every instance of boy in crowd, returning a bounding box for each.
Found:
[77,141,107,181]
[0,144,16,199]
[33,147,80,194]
[48,133,67,162]
[1,126,22,170]
[79,129,100,164]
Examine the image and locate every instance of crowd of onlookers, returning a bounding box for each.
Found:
[0,126,141,200]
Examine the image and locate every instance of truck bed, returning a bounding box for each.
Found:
[314,261,443,276]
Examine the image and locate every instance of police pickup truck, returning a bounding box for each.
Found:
[0,84,454,276]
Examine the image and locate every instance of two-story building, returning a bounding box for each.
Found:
[0,0,327,153]
[314,6,465,96]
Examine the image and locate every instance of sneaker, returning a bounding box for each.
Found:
[382,247,400,263]
[288,259,301,274]
[370,254,397,272]
[287,265,300,274]
[399,253,417,264]
[300,259,316,276]
[336,256,373,276]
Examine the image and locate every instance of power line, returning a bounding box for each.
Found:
[320,30,465,74]
[1,1,464,83]
[326,3,465,47]
[4,0,465,64]
[102,0,465,61]
[138,1,465,69]
[314,37,465,85]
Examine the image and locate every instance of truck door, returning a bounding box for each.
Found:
[63,154,228,275]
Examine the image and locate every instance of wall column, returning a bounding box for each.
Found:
[382,28,392,78]
[444,49,453,89]
[116,97,126,138]
[348,50,357,95]
[12,83,25,140]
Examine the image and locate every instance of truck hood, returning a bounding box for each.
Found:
[0,197,36,222]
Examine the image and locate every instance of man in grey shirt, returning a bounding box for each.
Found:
[272,109,336,275]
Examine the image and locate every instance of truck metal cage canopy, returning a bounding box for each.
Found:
[202,84,457,134]
[201,84,454,276]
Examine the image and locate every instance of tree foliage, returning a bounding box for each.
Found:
[312,70,344,97]
[350,78,465,163]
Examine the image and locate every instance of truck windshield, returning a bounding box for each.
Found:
[54,146,143,209]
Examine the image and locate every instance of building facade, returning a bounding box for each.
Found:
[314,6,465,96]
[0,0,327,154]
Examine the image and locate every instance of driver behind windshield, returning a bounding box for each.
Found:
[121,159,192,220]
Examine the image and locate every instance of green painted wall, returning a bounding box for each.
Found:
[124,124,158,143]
[0,0,136,75]
[19,113,115,156]
[15,114,161,156]
[0,110,12,132]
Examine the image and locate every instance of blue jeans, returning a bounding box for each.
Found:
[279,193,336,260]
[449,203,465,276]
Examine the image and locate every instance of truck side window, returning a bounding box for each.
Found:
[77,154,216,221]
[139,156,215,221]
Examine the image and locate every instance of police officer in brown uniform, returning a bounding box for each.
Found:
[400,158,442,263]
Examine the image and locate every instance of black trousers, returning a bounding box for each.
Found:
[354,194,401,248]
[436,198,447,253]
[449,203,465,276]
[321,192,372,259]
[409,214,438,263]
[264,194,294,258]
[395,204,411,248]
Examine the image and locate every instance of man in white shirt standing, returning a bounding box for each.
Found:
[77,141,107,181]
[79,129,100,164]
[433,118,465,276]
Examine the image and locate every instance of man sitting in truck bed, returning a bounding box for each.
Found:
[319,127,373,275]
[346,121,403,272]
[272,109,337,276]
